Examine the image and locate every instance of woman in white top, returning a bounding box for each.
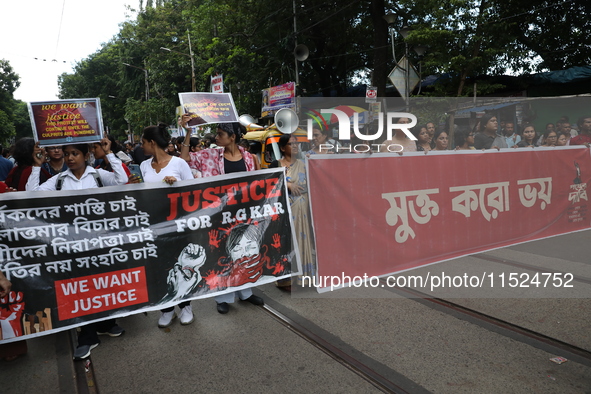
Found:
[26,138,128,361]
[26,139,128,191]
[139,123,194,328]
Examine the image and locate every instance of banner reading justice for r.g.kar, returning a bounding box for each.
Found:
[0,169,294,343]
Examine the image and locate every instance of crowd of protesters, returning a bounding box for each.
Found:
[0,120,289,361]
[293,114,590,154]
[0,112,589,362]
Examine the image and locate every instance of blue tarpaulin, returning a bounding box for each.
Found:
[531,66,591,85]
[456,102,520,114]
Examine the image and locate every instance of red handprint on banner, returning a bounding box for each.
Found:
[209,229,221,249]
[0,291,25,338]
[270,256,287,275]
[271,234,281,249]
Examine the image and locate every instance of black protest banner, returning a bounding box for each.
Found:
[0,169,293,343]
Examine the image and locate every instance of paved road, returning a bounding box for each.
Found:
[3,231,590,393]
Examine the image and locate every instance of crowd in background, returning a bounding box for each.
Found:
[299,114,590,155]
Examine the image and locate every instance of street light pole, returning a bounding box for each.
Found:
[188,32,196,92]
[293,0,299,88]
[160,34,196,92]
[123,62,149,101]
[400,26,411,110]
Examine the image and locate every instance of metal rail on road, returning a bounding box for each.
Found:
[259,299,431,394]
[390,285,591,367]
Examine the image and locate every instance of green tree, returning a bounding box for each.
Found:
[58,0,591,125]
[13,100,33,140]
[0,59,21,143]
[498,0,591,71]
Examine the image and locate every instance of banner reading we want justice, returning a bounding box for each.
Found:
[308,147,590,290]
[0,169,295,343]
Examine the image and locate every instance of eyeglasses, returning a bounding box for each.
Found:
[46,146,62,151]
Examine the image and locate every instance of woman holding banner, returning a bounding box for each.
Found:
[178,116,264,314]
[516,125,538,148]
[270,134,315,290]
[26,140,128,191]
[412,125,432,152]
[139,123,195,328]
[432,130,450,151]
[26,139,128,361]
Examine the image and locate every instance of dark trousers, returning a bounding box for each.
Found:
[77,319,117,346]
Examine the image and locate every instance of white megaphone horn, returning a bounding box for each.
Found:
[274,108,299,134]
[239,114,265,131]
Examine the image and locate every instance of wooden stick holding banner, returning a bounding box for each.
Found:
[178,92,239,127]
[27,98,104,146]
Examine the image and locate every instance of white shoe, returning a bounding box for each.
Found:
[179,305,194,325]
[158,311,176,328]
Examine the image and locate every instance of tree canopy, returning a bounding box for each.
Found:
[55,0,591,138]
[0,59,22,143]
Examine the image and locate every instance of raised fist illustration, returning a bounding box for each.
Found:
[0,291,25,339]
[164,244,207,301]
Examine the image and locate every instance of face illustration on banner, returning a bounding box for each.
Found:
[229,234,260,261]
[203,222,287,290]
[163,222,279,301]
[224,223,266,285]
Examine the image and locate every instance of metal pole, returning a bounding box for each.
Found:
[144,69,149,101]
[389,27,396,62]
[188,32,196,92]
[405,42,409,110]
[293,0,299,88]
[123,63,149,102]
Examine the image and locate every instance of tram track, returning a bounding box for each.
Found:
[259,296,431,394]
[69,283,590,394]
[256,249,590,391]
[387,284,591,367]
[69,329,98,394]
[474,252,591,285]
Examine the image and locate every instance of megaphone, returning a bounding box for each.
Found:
[239,114,264,131]
[274,108,299,134]
[294,44,309,62]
